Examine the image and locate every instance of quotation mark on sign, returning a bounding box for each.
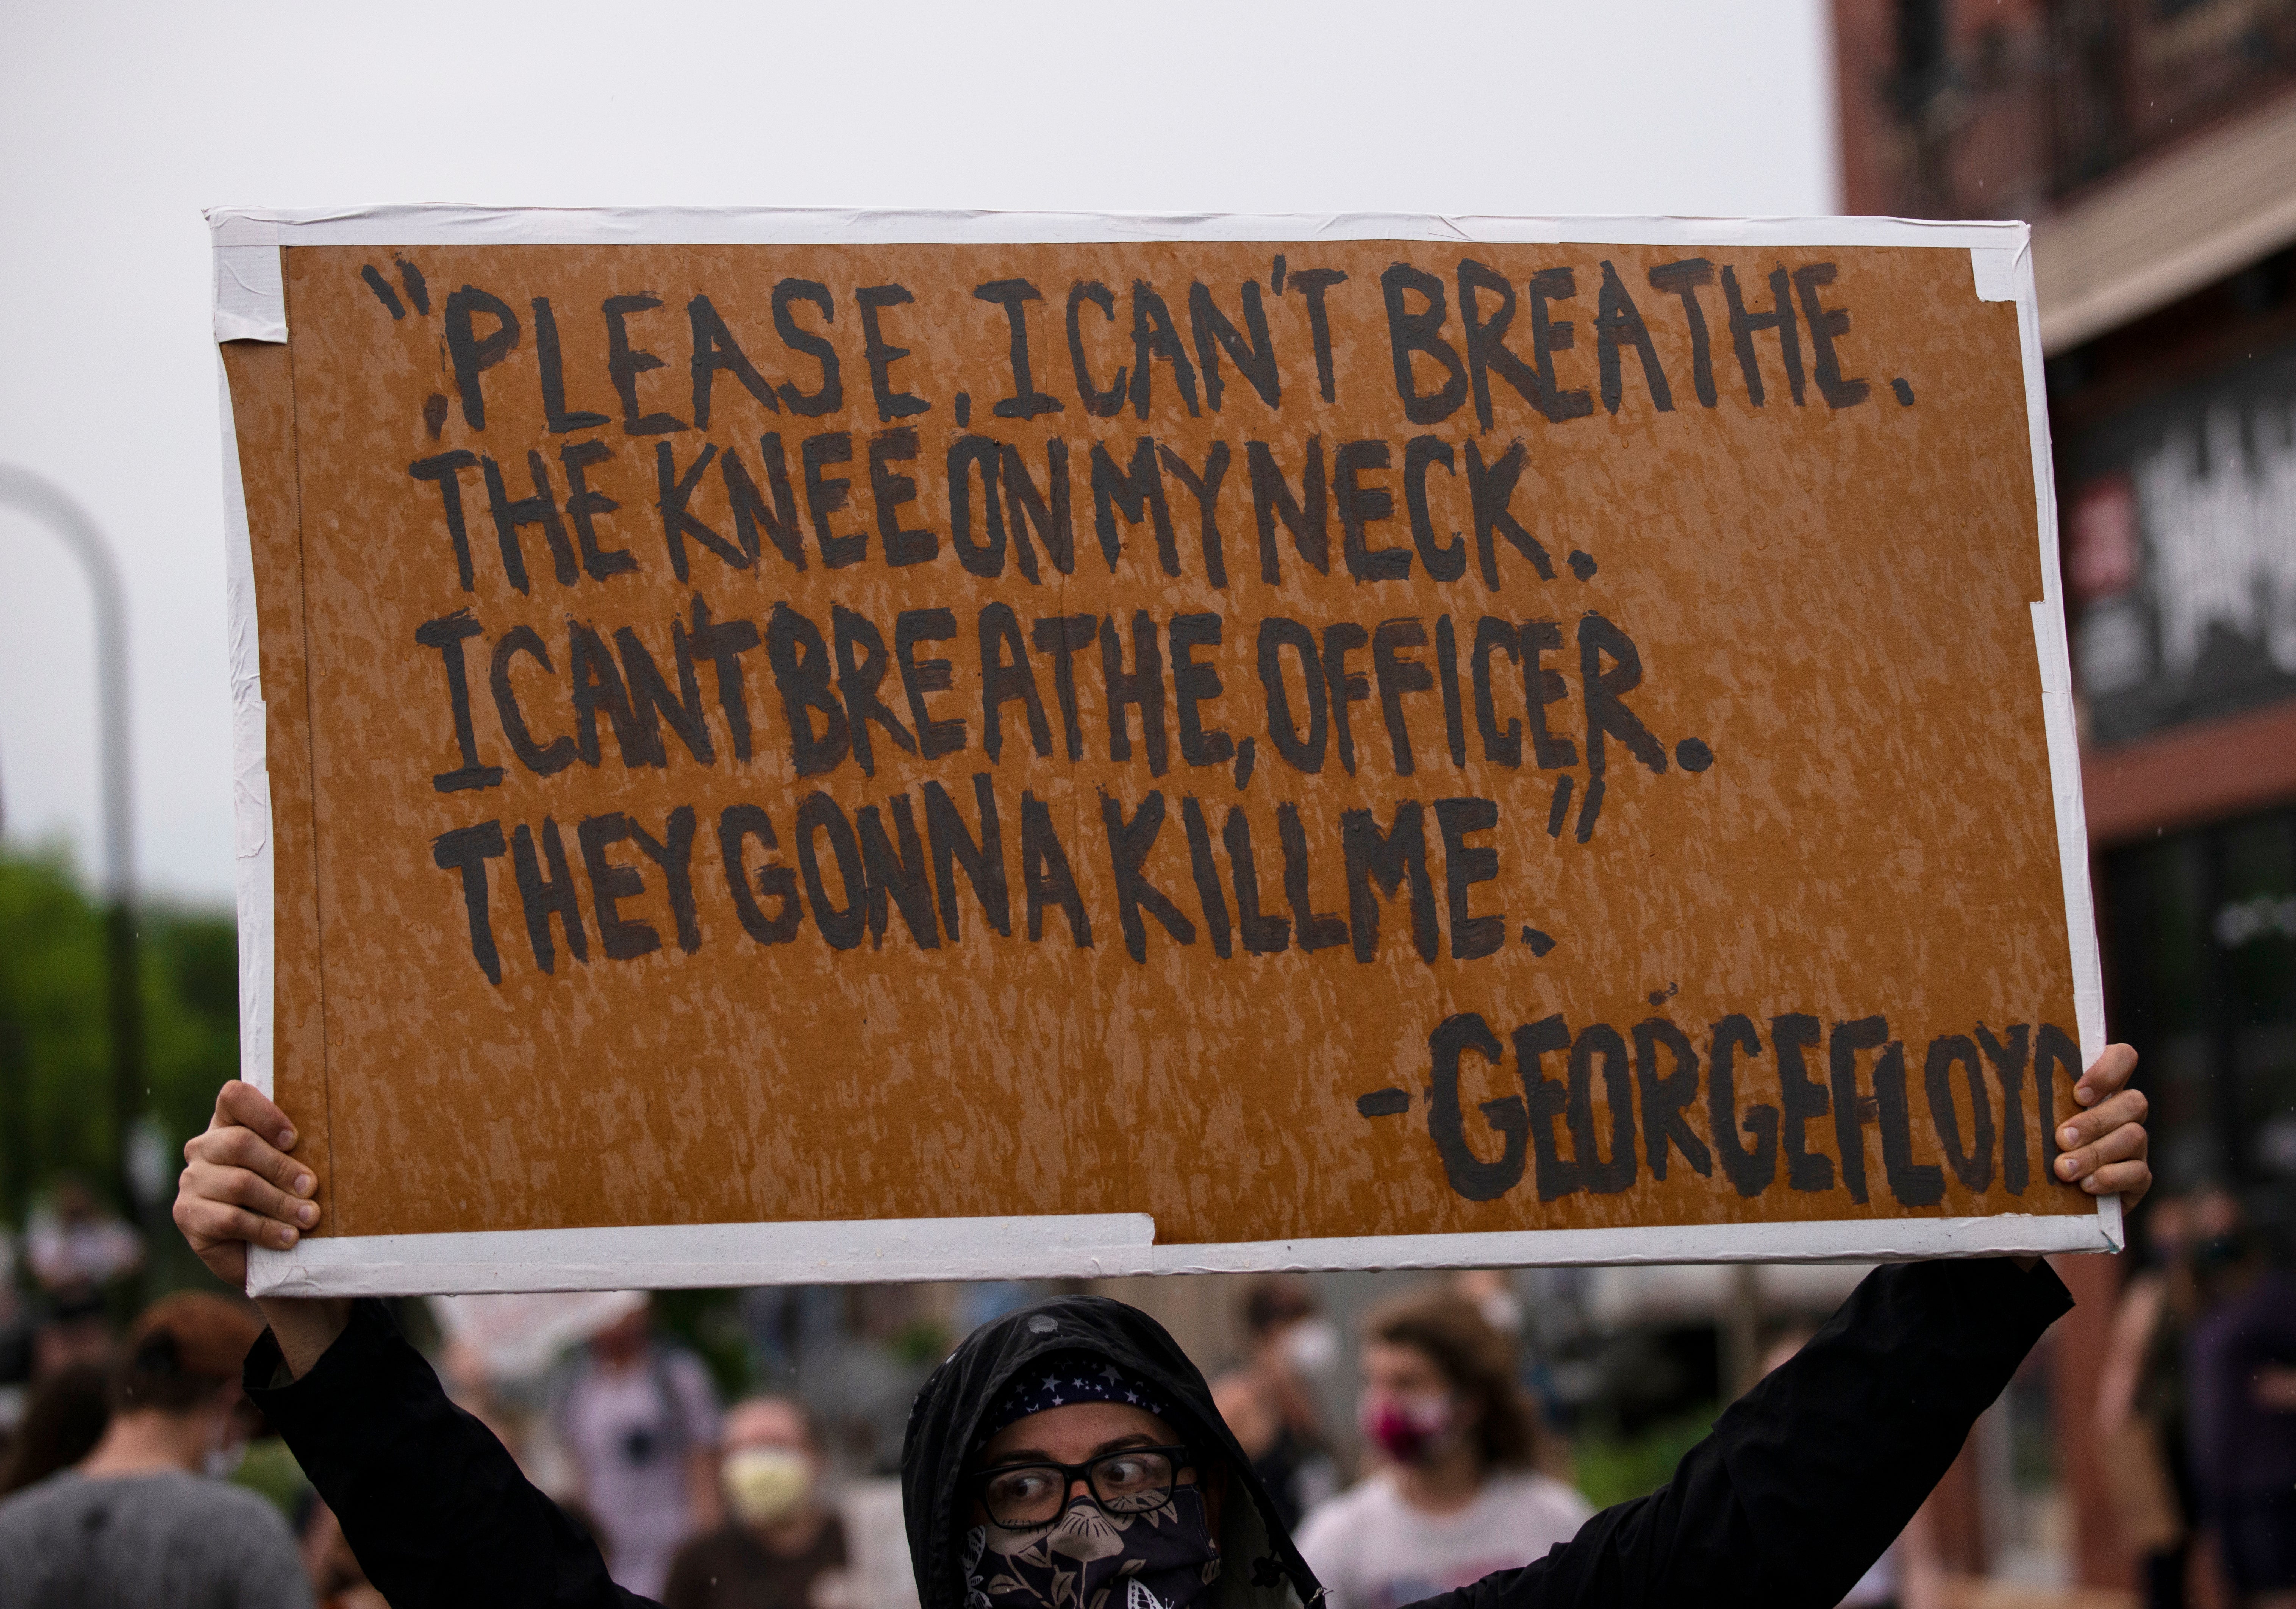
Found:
[359,258,452,439]
[360,257,430,320]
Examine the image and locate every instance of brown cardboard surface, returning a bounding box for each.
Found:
[233,238,2093,1250]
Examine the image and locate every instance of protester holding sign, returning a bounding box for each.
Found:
[172,1045,2148,1609]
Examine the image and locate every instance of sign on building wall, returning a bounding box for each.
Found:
[2065,337,2296,744]
[211,210,2114,1296]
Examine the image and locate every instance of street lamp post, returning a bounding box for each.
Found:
[0,464,143,1223]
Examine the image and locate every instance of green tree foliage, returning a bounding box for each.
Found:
[0,848,239,1245]
[1569,1404,1719,1509]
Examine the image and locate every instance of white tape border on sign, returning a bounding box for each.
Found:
[206,206,2039,346]
[215,349,275,1102]
[1970,236,2122,1255]
[213,206,2121,1293]
[1149,1211,2112,1274]
[246,1208,2111,1297]
[247,1215,1161,1297]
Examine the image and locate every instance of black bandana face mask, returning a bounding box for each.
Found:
[965,1487,1221,1609]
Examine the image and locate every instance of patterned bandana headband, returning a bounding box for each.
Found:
[976,1352,1172,1450]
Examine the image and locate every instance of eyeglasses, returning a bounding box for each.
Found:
[968,1445,1194,1530]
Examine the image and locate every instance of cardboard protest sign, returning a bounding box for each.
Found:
[210,209,2114,1296]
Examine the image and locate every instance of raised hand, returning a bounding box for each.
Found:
[2056,1043,2150,1206]
[174,1079,318,1288]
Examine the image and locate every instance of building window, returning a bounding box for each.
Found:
[2103,806,2296,1226]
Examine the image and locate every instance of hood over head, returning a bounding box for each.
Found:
[902,1295,1322,1609]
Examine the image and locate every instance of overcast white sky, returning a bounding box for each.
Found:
[0,0,1838,907]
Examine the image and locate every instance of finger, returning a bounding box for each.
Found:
[2056,1118,2148,1181]
[214,1079,298,1152]
[169,1196,249,1283]
[2057,1088,2148,1153]
[182,1123,290,1189]
[2055,1120,2147,1180]
[175,1193,305,1252]
[194,1124,316,1199]
[183,1156,321,1231]
[178,1187,303,1248]
[2073,1043,2138,1108]
[2084,1159,2152,1202]
[2055,1124,2147,1191]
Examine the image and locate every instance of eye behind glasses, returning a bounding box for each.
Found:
[971,1445,1193,1529]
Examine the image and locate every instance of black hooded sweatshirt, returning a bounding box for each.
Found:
[245,1256,2071,1609]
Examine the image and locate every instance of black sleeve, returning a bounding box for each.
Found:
[244,1298,649,1609]
[1411,1256,2073,1609]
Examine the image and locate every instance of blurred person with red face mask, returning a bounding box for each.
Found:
[1294,1290,1590,1609]
[663,1394,849,1609]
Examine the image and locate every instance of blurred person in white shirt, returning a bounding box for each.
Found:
[26,1177,142,1300]
[553,1296,724,1599]
[1296,1288,1590,1609]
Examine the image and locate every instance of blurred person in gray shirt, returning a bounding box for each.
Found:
[0,1290,310,1608]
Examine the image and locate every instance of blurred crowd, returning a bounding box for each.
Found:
[2097,1190,2296,1609]
[2,1181,2293,1609]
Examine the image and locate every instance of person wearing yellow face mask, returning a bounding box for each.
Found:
[663,1395,848,1609]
